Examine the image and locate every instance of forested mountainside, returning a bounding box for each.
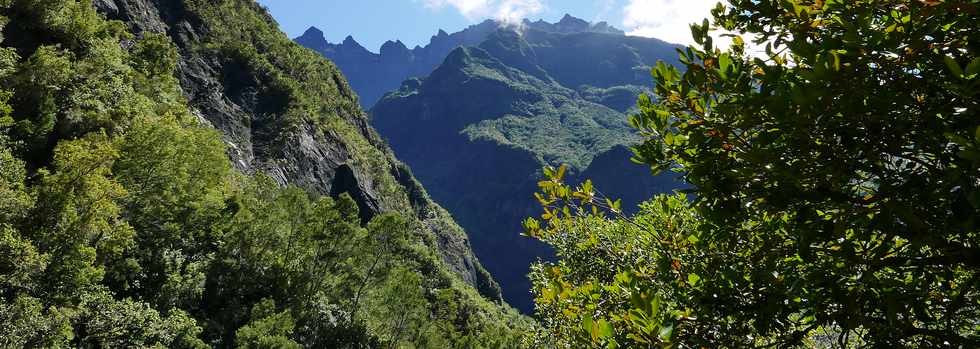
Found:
[371,25,684,312]
[0,0,529,347]
[295,14,627,108]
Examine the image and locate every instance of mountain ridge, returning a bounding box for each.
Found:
[296,14,631,108]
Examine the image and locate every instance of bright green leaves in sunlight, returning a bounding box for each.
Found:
[525,171,702,348]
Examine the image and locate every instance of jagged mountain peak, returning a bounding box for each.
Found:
[380,39,411,60]
[556,14,589,31]
[295,26,328,51]
[339,35,373,55]
[558,13,587,24]
[439,46,481,68]
[381,39,408,49]
[301,25,324,38]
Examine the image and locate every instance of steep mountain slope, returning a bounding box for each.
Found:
[0,0,528,346]
[91,0,501,301]
[372,27,684,312]
[295,14,626,108]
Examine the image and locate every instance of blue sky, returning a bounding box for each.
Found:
[256,0,720,52]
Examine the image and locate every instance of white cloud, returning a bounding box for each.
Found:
[423,0,544,25]
[495,0,544,25]
[622,0,718,46]
[622,0,771,57]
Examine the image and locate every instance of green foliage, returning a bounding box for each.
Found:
[525,168,694,348]
[462,99,635,170]
[529,0,979,348]
[365,267,429,347]
[32,134,135,301]
[8,0,127,51]
[0,145,32,223]
[0,295,72,347]
[0,0,529,347]
[235,299,302,349]
[73,289,207,348]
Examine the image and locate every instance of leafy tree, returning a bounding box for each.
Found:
[30,134,135,302]
[235,299,302,349]
[111,114,230,304]
[368,266,429,348]
[528,0,979,347]
[348,213,411,319]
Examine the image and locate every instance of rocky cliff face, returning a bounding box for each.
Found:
[372,29,683,311]
[92,0,502,302]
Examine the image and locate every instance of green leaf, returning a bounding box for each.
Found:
[649,296,661,320]
[687,273,701,286]
[944,56,964,77]
[690,24,702,45]
[975,126,980,143]
[657,321,675,341]
[654,109,669,130]
[597,319,614,338]
[718,54,732,78]
[544,166,559,179]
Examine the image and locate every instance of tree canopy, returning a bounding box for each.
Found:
[526,0,979,347]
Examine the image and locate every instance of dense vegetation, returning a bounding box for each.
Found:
[0,0,529,347]
[526,0,978,347]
